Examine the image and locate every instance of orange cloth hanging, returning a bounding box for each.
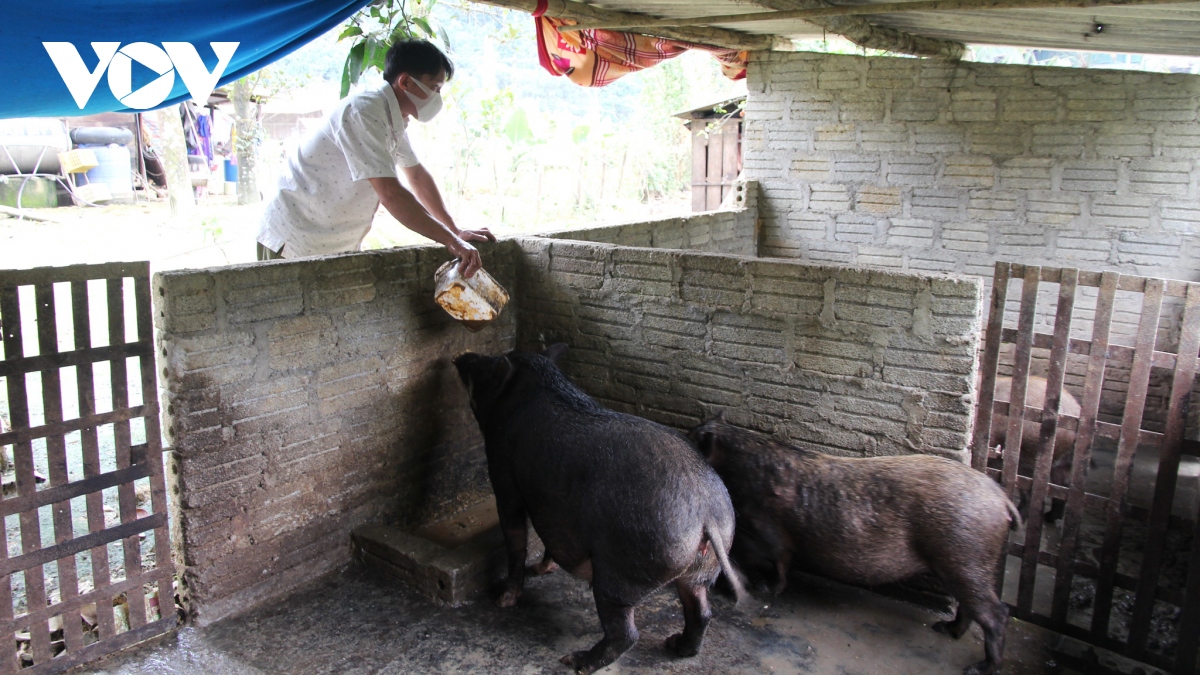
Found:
[533,0,748,87]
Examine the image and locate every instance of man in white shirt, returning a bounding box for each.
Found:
[256,40,493,276]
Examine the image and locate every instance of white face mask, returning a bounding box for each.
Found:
[405,76,443,123]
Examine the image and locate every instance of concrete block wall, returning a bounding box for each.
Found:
[154,244,515,625]
[541,180,758,256]
[743,51,1200,433]
[513,237,984,461]
[745,51,1200,282]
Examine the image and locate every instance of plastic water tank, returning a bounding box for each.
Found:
[78,144,133,204]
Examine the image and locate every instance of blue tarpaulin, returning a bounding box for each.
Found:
[0,0,371,119]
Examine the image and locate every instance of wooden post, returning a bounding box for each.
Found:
[152,105,194,218]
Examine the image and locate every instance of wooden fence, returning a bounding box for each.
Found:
[689,118,742,212]
[0,262,174,672]
[972,262,1200,674]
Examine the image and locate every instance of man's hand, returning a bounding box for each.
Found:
[448,237,483,278]
[369,174,495,278]
[458,227,496,244]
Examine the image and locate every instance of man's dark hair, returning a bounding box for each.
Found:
[383,39,454,83]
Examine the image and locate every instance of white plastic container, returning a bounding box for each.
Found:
[434,260,509,331]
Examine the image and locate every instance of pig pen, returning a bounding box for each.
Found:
[123,186,1186,675]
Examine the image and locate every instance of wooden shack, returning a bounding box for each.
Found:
[675,96,744,212]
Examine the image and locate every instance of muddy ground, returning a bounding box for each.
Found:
[78,562,1103,675]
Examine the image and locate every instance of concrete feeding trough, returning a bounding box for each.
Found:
[351,497,544,607]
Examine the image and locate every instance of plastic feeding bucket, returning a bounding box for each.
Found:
[434,260,509,331]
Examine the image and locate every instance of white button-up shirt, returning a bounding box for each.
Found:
[257,81,421,258]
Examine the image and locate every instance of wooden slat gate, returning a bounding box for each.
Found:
[973,262,1200,674]
[0,262,175,672]
[689,118,742,212]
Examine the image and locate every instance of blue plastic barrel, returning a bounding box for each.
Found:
[79,143,133,203]
[224,158,238,182]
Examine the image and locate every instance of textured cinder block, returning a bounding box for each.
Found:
[814,123,858,152]
[969,125,1028,156]
[856,186,902,216]
[948,90,997,122]
[809,183,852,212]
[942,156,995,188]
[834,213,878,243]
[1065,87,1129,122]
[1031,124,1087,158]
[1026,191,1082,226]
[866,58,916,89]
[1130,158,1193,196]
[1060,161,1120,192]
[998,157,1054,190]
[887,219,936,248]
[1162,201,1200,234]
[910,188,962,220]
[942,222,990,253]
[891,90,946,122]
[792,156,832,181]
[861,125,909,152]
[789,90,835,122]
[839,91,886,122]
[886,155,938,185]
[966,191,1018,222]
[1091,194,1154,229]
[833,155,882,182]
[1133,86,1200,122]
[1095,124,1154,158]
[1001,88,1060,123]
[912,125,965,153]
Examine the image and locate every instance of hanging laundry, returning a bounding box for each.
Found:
[196,114,214,162]
[533,0,748,88]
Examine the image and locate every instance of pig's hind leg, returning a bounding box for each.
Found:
[932,603,972,639]
[560,594,639,674]
[530,551,558,575]
[938,573,1009,675]
[665,579,711,657]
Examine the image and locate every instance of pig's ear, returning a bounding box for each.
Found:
[493,355,516,391]
[543,343,568,364]
[452,352,477,383]
[716,409,727,423]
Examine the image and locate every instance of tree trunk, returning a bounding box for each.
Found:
[232,78,260,205]
[152,105,193,218]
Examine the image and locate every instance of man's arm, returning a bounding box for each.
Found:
[401,164,494,244]
[367,176,485,277]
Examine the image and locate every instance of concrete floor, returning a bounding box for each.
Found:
[77,563,1106,675]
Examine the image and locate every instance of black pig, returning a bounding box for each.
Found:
[689,419,1019,675]
[453,345,744,674]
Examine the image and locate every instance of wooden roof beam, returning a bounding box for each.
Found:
[560,0,1200,31]
[466,0,794,51]
[748,0,967,59]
